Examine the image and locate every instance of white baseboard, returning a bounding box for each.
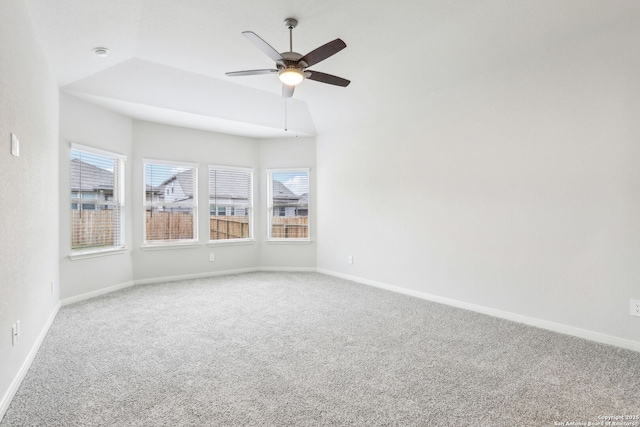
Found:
[61,281,136,306]
[132,267,260,286]
[317,268,640,353]
[63,267,321,306]
[259,267,317,272]
[0,302,61,422]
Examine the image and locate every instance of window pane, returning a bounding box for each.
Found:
[269,170,309,239]
[209,168,252,241]
[71,148,123,252]
[144,162,198,244]
[145,164,195,206]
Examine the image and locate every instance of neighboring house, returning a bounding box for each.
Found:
[158,170,194,204]
[144,169,194,213]
[70,158,114,209]
[272,180,306,217]
[202,177,306,217]
[145,184,162,203]
[296,193,308,217]
[210,171,251,216]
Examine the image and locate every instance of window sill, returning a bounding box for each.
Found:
[207,239,255,247]
[266,239,313,245]
[69,247,128,261]
[141,242,201,251]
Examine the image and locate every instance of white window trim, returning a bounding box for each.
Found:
[71,143,127,161]
[69,247,128,260]
[142,158,199,246]
[207,239,255,247]
[265,239,312,245]
[140,243,202,250]
[266,168,311,242]
[70,143,126,257]
[208,165,254,244]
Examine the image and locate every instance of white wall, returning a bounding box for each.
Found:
[131,121,261,282]
[259,137,317,269]
[317,20,640,344]
[59,93,134,299]
[0,0,60,417]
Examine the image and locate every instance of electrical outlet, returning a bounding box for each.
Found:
[209,253,215,262]
[11,324,17,346]
[631,299,640,317]
[348,255,353,264]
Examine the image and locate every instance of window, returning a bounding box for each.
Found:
[209,166,253,241]
[70,144,125,254]
[143,160,198,245]
[267,169,309,240]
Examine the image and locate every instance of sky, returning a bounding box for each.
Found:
[273,172,308,195]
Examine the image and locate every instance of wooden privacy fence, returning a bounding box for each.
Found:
[211,216,307,239]
[72,210,116,248]
[211,216,250,240]
[271,216,308,239]
[73,211,308,245]
[146,211,194,241]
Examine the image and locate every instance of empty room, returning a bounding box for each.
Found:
[1,0,639,425]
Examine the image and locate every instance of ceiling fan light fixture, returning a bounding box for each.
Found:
[278,68,304,86]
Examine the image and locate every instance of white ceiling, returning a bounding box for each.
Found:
[26,0,640,138]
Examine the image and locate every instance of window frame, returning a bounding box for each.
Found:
[142,158,199,247]
[69,143,126,258]
[208,165,254,244]
[266,168,310,242]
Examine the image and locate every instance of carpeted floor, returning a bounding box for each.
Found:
[2,272,639,426]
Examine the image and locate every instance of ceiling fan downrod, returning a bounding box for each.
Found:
[284,18,298,52]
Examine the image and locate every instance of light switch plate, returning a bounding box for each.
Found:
[11,133,19,157]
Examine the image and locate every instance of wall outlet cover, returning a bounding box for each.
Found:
[631,299,640,317]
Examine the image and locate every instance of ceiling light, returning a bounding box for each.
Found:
[93,47,109,57]
[278,68,304,86]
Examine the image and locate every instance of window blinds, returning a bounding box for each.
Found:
[144,161,198,243]
[209,167,253,241]
[70,148,124,252]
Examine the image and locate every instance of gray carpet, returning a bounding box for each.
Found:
[2,272,639,426]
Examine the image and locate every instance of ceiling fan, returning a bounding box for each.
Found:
[226,18,350,98]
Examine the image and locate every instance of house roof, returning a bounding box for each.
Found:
[297,193,309,206]
[272,180,298,201]
[159,169,195,201]
[210,170,251,201]
[70,158,113,192]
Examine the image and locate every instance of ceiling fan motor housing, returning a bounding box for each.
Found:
[278,52,306,70]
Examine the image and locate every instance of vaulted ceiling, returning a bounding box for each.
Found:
[26,0,640,138]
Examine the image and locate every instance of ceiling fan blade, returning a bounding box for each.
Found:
[242,31,284,63]
[306,70,350,87]
[226,69,278,77]
[299,39,347,67]
[282,84,295,98]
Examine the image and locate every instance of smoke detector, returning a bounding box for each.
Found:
[93,47,109,57]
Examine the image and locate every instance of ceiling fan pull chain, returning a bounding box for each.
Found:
[284,98,288,132]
